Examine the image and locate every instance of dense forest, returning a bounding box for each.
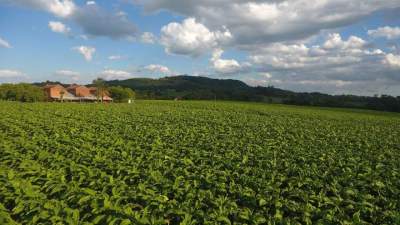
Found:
[1,76,400,112]
[107,76,400,113]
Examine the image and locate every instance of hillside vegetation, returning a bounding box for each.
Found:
[106,76,400,112]
[1,101,399,224]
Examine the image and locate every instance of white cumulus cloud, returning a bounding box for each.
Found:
[323,33,366,50]
[0,69,26,78]
[137,0,400,47]
[247,33,400,95]
[161,18,232,56]
[73,46,96,61]
[368,26,400,40]
[145,64,172,75]
[250,34,371,72]
[99,70,134,80]
[141,32,157,44]
[3,0,77,18]
[0,69,29,83]
[1,0,138,40]
[383,54,400,68]
[48,21,71,34]
[211,49,245,74]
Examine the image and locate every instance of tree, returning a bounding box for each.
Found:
[92,78,108,103]
[108,86,135,103]
[0,83,46,102]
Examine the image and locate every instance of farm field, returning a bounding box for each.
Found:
[0,101,399,224]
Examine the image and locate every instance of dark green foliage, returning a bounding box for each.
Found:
[0,83,46,102]
[106,75,400,112]
[92,78,108,102]
[109,86,136,103]
[106,76,258,101]
[0,101,399,224]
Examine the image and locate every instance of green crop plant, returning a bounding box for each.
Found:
[0,101,399,224]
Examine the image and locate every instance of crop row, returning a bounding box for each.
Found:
[0,101,399,224]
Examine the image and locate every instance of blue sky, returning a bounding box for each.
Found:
[0,0,400,96]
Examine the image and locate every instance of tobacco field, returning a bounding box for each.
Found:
[0,101,399,225]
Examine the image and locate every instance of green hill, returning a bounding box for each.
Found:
[105,75,400,112]
[106,75,292,101]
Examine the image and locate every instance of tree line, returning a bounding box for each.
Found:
[0,82,135,103]
[0,83,46,102]
[106,75,400,113]
[92,78,135,103]
[1,76,400,113]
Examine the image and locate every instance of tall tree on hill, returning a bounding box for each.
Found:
[93,78,108,103]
